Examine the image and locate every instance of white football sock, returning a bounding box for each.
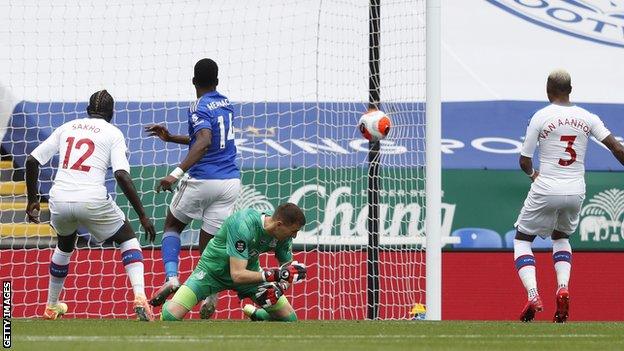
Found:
[119,238,146,298]
[552,238,572,291]
[47,247,73,305]
[514,239,538,300]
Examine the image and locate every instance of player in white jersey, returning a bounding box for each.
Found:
[514,70,624,323]
[25,90,157,321]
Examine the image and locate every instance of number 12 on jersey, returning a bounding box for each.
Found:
[62,137,94,171]
[217,112,235,149]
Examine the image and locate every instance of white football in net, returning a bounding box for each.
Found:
[358,110,391,141]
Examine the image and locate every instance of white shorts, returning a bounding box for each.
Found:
[515,190,585,238]
[49,197,126,242]
[169,176,241,234]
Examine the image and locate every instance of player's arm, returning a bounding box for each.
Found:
[25,129,62,223]
[519,156,537,182]
[590,114,624,166]
[114,170,156,242]
[227,222,306,285]
[227,222,268,285]
[25,155,42,223]
[144,125,190,145]
[229,256,264,284]
[156,129,212,193]
[111,133,157,241]
[229,256,306,285]
[601,134,624,166]
[519,117,540,182]
[178,128,212,171]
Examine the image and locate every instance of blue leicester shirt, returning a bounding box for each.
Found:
[187,91,240,179]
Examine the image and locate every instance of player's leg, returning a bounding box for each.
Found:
[550,194,583,323]
[151,210,188,304]
[197,224,217,319]
[160,286,195,321]
[43,201,77,320]
[514,230,544,322]
[243,297,298,322]
[81,198,153,321]
[551,230,571,323]
[152,177,195,306]
[197,229,217,319]
[514,231,538,301]
[161,264,221,321]
[44,233,76,320]
[551,230,572,292]
[513,191,555,321]
[241,283,297,322]
[197,178,240,319]
[109,220,153,321]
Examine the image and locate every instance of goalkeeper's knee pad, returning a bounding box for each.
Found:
[161,301,182,321]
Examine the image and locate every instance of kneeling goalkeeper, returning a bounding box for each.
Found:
[161,202,307,322]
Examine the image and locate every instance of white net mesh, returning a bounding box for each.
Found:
[0,0,426,320]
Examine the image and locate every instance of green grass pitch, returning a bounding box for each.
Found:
[10,319,624,351]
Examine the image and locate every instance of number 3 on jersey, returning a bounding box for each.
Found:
[62,137,95,171]
[559,135,577,167]
[217,112,235,149]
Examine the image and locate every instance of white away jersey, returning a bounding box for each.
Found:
[30,118,130,202]
[521,104,611,195]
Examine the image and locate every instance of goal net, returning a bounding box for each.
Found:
[0,0,428,320]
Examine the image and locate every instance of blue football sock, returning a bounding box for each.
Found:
[161,232,181,279]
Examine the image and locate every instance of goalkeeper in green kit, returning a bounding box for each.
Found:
[160,203,307,321]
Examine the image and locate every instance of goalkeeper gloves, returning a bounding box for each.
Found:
[255,282,285,309]
[262,261,307,284]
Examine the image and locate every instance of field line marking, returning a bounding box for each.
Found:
[18,334,618,343]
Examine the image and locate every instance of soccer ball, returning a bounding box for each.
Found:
[358,110,391,141]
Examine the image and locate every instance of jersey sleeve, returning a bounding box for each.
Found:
[110,131,130,173]
[520,115,540,158]
[590,113,611,141]
[226,221,253,260]
[190,108,214,136]
[275,239,293,265]
[30,127,62,165]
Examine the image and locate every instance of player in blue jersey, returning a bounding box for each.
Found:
[145,58,240,318]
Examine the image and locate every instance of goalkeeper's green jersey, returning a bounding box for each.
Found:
[197,208,293,286]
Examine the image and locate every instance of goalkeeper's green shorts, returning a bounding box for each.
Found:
[178,267,263,310]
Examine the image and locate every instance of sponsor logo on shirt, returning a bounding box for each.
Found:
[191,113,203,128]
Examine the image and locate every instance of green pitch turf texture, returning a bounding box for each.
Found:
[11,319,624,351]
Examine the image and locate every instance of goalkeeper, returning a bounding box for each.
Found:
[161,202,307,322]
